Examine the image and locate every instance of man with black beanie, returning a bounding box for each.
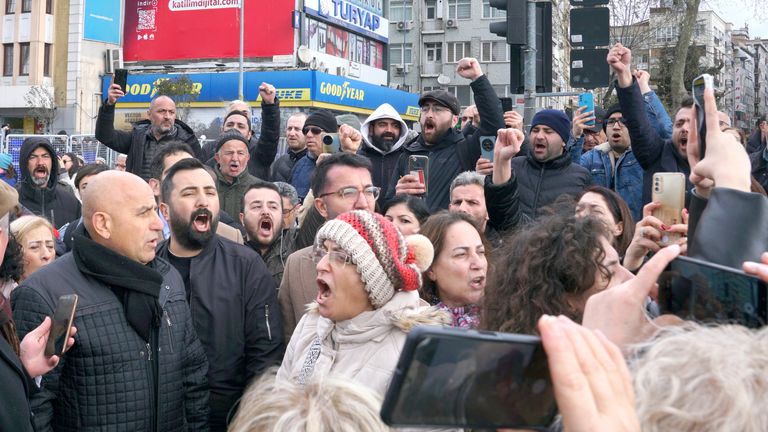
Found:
[289,109,338,200]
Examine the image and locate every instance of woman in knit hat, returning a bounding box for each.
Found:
[277,210,446,397]
[0,153,17,187]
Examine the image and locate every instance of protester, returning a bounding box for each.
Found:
[419,211,488,328]
[61,152,82,180]
[230,370,392,432]
[746,114,767,154]
[576,186,635,257]
[16,137,81,227]
[10,216,56,282]
[274,181,301,229]
[635,69,673,140]
[0,153,17,187]
[58,163,110,251]
[12,171,209,431]
[482,212,633,335]
[271,112,308,182]
[382,195,430,236]
[289,110,339,200]
[359,103,410,199]
[622,201,688,272]
[390,58,504,212]
[277,210,442,397]
[212,130,261,219]
[114,153,127,171]
[156,158,283,431]
[96,88,201,180]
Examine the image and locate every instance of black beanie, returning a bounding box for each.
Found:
[602,105,623,133]
[304,110,338,133]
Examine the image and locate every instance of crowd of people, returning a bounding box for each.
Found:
[1,45,768,431]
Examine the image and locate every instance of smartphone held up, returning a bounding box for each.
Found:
[45,294,78,357]
[692,73,714,158]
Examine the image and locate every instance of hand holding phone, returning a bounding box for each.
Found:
[578,92,596,126]
[479,136,496,162]
[45,294,79,357]
[692,74,713,158]
[500,97,513,113]
[108,69,128,105]
[651,173,686,247]
[407,155,429,195]
[321,133,340,154]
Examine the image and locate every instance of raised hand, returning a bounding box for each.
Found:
[259,82,277,105]
[607,43,633,88]
[456,58,484,81]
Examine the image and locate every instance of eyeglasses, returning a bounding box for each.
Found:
[420,105,449,114]
[318,186,380,201]
[312,246,354,267]
[606,118,627,126]
[302,126,324,135]
[282,203,299,215]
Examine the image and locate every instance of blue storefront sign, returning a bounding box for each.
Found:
[83,0,122,44]
[101,70,420,120]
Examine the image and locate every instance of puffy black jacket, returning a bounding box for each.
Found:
[95,102,202,181]
[386,75,505,212]
[156,235,284,431]
[511,151,591,220]
[750,150,768,193]
[747,130,767,155]
[270,148,307,182]
[16,137,81,227]
[484,174,524,247]
[0,331,34,432]
[11,254,210,432]
[359,144,403,199]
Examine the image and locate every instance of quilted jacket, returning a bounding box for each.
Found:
[12,254,210,432]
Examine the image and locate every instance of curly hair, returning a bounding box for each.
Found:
[0,233,24,283]
[481,213,610,335]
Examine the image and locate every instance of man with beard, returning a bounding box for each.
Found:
[388,57,504,212]
[578,106,643,221]
[747,115,768,154]
[610,43,692,205]
[96,87,201,181]
[358,103,409,199]
[240,181,297,287]
[156,158,283,431]
[213,130,261,219]
[271,113,308,182]
[16,137,81,227]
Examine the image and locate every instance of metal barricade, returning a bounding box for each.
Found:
[2,134,69,173]
[69,135,119,167]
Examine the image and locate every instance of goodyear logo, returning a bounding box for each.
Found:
[122,79,204,98]
[406,106,421,117]
[256,89,310,101]
[318,81,365,102]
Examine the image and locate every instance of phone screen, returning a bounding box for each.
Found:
[657,256,768,328]
[500,97,513,113]
[407,155,429,194]
[45,294,78,357]
[114,69,128,92]
[382,328,556,429]
[692,75,708,158]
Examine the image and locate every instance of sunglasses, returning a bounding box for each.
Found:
[302,126,324,135]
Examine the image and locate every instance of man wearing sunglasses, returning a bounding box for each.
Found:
[289,110,338,201]
[577,106,643,221]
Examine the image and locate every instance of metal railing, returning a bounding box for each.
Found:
[1,134,120,173]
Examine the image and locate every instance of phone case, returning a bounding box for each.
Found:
[651,172,686,246]
[692,74,713,158]
[578,92,595,126]
[114,69,128,91]
[321,132,340,154]
[407,155,429,194]
[45,294,79,357]
[479,136,496,162]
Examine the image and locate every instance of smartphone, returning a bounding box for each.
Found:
[45,294,78,357]
[692,73,713,158]
[381,326,557,430]
[479,136,496,162]
[321,132,340,154]
[113,68,128,92]
[500,97,513,113]
[407,155,429,194]
[578,91,595,126]
[651,172,685,246]
[657,256,767,328]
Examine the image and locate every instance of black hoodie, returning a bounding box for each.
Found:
[16,137,81,227]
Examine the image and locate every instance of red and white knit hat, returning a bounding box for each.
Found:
[315,210,434,308]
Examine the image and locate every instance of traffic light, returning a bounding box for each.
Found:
[488,0,527,46]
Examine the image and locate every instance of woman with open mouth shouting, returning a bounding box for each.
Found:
[276,210,447,397]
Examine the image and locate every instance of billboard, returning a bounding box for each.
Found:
[123,0,294,62]
[304,0,389,43]
[83,0,122,44]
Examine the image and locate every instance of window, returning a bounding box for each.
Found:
[390,0,412,21]
[43,43,51,76]
[425,42,442,62]
[655,27,678,43]
[5,0,15,14]
[20,0,29,13]
[2,44,12,76]
[19,42,29,75]
[390,43,413,65]
[492,85,509,97]
[447,41,470,62]
[447,85,472,106]
[482,0,505,18]
[448,0,471,19]
[46,0,52,14]
[425,0,436,20]
[480,41,508,62]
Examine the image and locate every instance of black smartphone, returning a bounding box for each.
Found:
[692,73,713,158]
[657,256,768,328]
[479,135,496,161]
[45,294,78,357]
[380,326,557,430]
[113,68,128,92]
[500,97,513,113]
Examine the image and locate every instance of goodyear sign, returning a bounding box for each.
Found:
[101,70,418,119]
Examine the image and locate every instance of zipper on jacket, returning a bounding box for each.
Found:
[146,342,152,361]
[265,305,273,341]
[164,310,174,353]
[532,165,545,212]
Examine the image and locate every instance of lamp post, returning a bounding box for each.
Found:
[238,0,244,101]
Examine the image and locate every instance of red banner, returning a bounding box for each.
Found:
[123,0,294,62]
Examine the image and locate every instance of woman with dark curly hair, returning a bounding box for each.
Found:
[481,212,633,335]
[576,185,635,256]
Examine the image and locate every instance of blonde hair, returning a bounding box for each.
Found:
[229,369,392,432]
[10,215,55,246]
[631,324,768,432]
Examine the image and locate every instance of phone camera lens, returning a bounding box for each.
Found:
[481,139,494,151]
[322,135,333,145]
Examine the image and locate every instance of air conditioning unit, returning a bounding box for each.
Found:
[396,20,412,31]
[395,65,405,75]
[104,48,122,74]
[403,64,410,73]
[446,19,457,28]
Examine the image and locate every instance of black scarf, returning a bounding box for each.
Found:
[73,230,164,342]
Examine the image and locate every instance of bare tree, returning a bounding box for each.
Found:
[153,75,201,122]
[23,86,57,133]
[669,0,703,107]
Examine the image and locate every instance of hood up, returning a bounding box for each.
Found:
[360,103,410,155]
[19,136,60,190]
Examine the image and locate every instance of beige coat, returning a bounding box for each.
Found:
[276,290,448,398]
[278,245,317,341]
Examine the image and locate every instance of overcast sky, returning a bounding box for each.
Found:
[704,0,768,39]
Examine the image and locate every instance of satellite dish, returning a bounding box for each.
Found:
[437,74,451,85]
[297,45,313,64]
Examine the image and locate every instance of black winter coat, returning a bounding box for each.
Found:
[16,137,81,227]
[484,174,524,247]
[386,75,505,212]
[359,144,403,200]
[0,332,34,432]
[270,148,307,182]
[510,151,591,220]
[747,130,766,155]
[156,235,284,431]
[11,254,210,432]
[750,150,768,193]
[95,102,202,181]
